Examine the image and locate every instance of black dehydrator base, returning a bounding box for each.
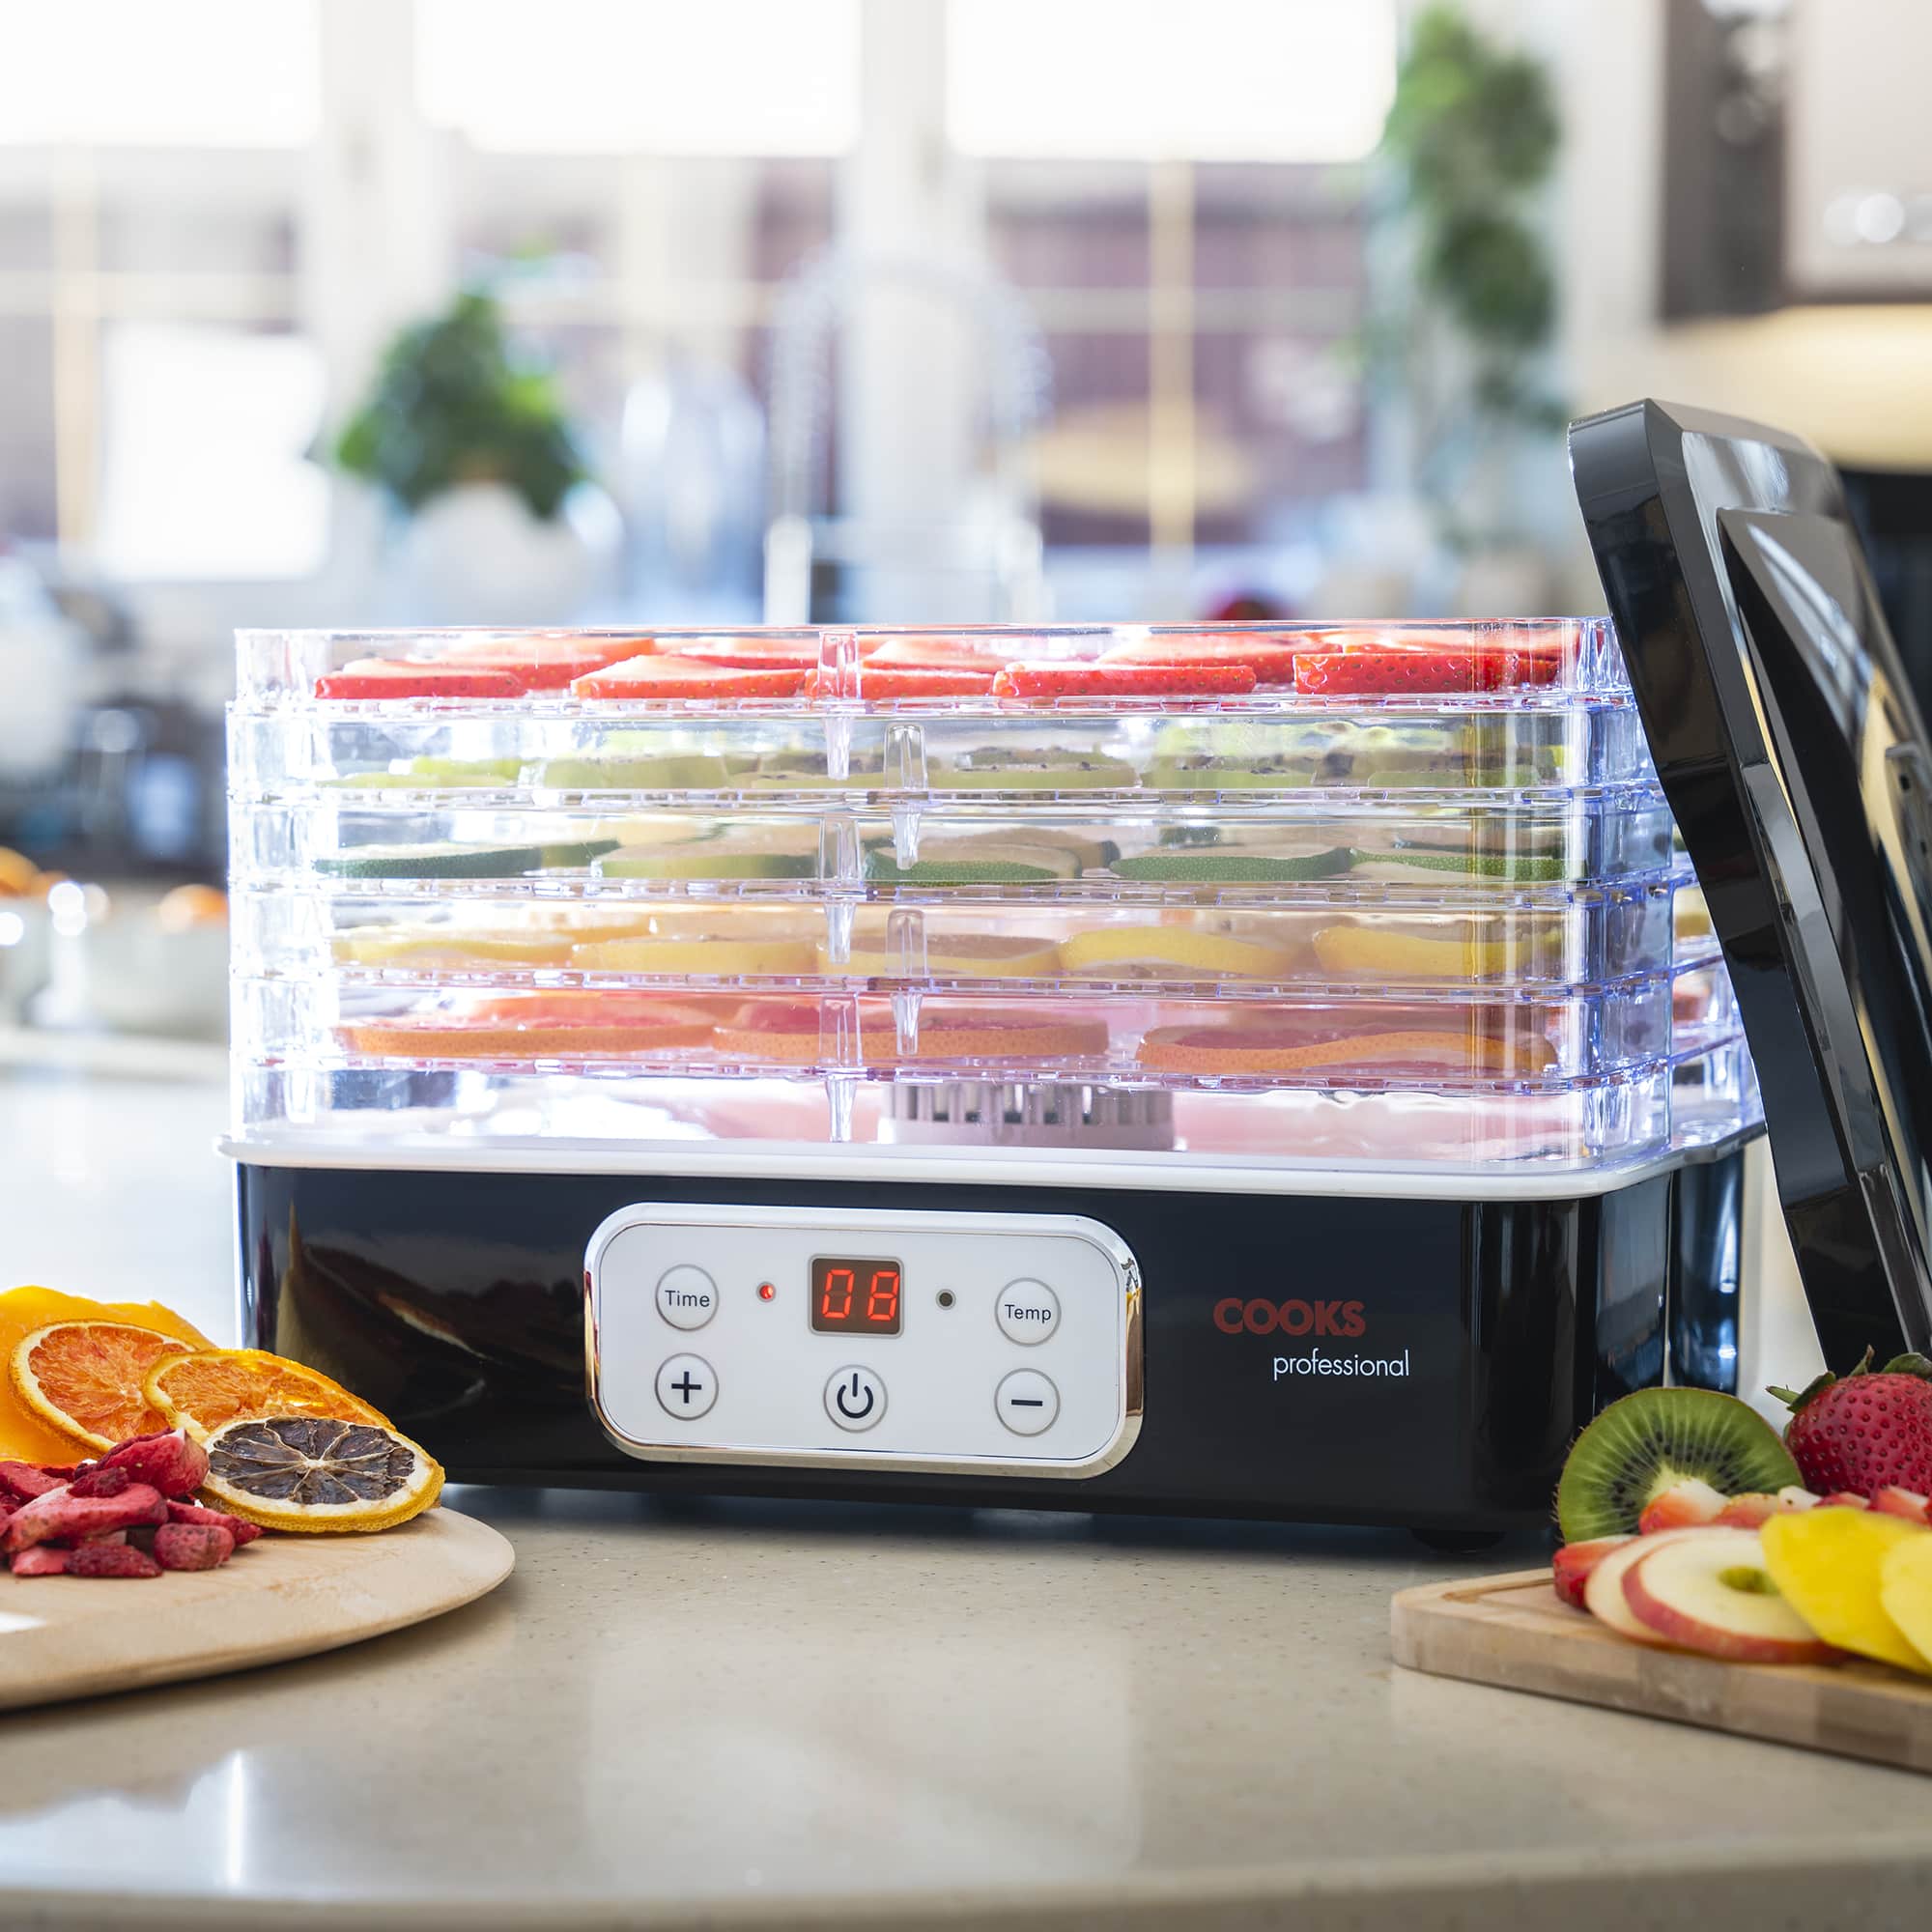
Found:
[235,1151,1746,1534]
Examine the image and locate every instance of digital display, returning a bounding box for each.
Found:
[810,1256,903,1335]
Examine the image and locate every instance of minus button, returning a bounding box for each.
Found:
[994,1369,1059,1436]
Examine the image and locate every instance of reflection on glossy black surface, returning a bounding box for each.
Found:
[1572,400,1932,1358]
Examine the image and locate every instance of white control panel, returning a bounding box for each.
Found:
[585,1205,1141,1477]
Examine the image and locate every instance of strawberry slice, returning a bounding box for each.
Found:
[859,636,1011,668]
[671,637,825,670]
[572,655,812,699]
[442,635,651,687]
[807,666,999,697]
[1100,633,1310,686]
[991,662,1256,699]
[314,659,525,700]
[1293,646,1564,696]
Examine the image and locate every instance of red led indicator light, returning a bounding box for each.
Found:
[757,1282,777,1301]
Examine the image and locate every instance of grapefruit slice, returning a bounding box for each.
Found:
[10,1321,196,1451]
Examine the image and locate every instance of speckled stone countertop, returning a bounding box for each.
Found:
[2,1488,1929,1931]
[2,1072,1927,1929]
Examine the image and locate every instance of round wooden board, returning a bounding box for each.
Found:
[0,1506,514,1712]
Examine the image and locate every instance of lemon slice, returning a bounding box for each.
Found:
[199,1415,442,1532]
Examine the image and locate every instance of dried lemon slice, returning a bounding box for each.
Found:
[199,1415,442,1532]
[11,1321,195,1450]
[143,1347,391,1441]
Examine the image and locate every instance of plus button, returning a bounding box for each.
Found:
[655,1354,717,1421]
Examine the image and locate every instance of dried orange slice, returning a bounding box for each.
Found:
[199,1415,441,1532]
[10,1321,196,1451]
[0,1287,213,1462]
[143,1348,392,1442]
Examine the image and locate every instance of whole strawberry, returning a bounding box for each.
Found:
[1771,1350,1932,1498]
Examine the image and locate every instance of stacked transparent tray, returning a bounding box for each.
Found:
[229,622,1761,1176]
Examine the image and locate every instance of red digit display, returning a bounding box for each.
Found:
[810,1256,904,1335]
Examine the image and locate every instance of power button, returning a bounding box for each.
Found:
[824,1365,886,1433]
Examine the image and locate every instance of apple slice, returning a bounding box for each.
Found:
[1716,1492,1801,1522]
[1622,1527,1837,1664]
[1635,1476,1729,1535]
[1583,1529,1703,1642]
[1776,1485,1822,1511]
[1552,1536,1632,1609]
[1870,1487,1931,1526]
[1818,1492,1871,1510]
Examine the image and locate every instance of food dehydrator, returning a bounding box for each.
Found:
[223,402,1928,1537]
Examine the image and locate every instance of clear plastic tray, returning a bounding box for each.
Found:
[237,619,1631,709]
[234,961,1735,1084]
[228,621,1763,1176]
[230,1034,1758,1173]
[233,877,1715,994]
[228,702,1657,803]
[229,793,1676,894]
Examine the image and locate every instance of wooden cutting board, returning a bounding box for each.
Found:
[0,1506,513,1712]
[1392,1568,1932,1775]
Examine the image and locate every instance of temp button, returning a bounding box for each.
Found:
[996,1279,1060,1345]
[656,1264,718,1330]
[996,1368,1059,1435]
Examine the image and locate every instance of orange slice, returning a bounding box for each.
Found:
[0,1286,213,1462]
[10,1321,196,1451]
[199,1415,441,1533]
[143,1348,392,1442]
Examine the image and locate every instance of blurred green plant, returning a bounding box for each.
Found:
[333,290,587,521]
[1374,4,1564,547]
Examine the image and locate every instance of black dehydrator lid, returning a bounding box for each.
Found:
[1572,397,1932,1364]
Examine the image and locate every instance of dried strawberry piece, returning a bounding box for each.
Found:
[154,1522,235,1571]
[9,1546,69,1577]
[2,1481,167,1553]
[0,1461,71,1503]
[314,659,526,700]
[69,1465,132,1499]
[166,1498,264,1547]
[100,1428,210,1499]
[69,1541,161,1578]
[991,662,1256,699]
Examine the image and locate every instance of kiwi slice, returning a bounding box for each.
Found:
[1109,848,1353,883]
[938,752,1138,792]
[318,843,546,879]
[538,838,620,869]
[866,843,1078,884]
[537,754,732,790]
[1350,847,1568,883]
[1555,1388,1801,1542]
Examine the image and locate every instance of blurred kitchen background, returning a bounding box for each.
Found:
[2,0,1931,1054]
